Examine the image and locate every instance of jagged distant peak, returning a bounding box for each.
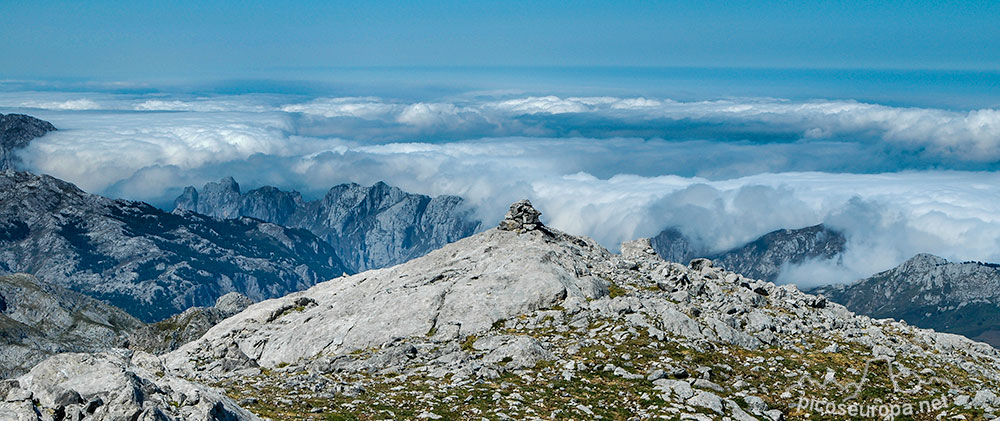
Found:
[650,223,846,282]
[174,177,482,272]
[216,175,240,190]
[901,252,949,267]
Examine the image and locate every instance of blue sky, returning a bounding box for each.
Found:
[1,1,998,78]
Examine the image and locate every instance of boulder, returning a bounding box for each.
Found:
[482,336,555,370]
[215,293,254,316]
[16,351,258,420]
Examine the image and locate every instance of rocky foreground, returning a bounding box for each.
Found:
[4,201,1000,420]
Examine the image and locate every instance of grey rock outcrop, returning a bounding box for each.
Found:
[0,114,56,171]
[4,350,257,420]
[0,171,350,322]
[174,178,482,272]
[214,292,254,315]
[813,253,1000,347]
[130,293,254,355]
[479,336,554,370]
[165,219,610,371]
[651,224,845,282]
[0,274,142,378]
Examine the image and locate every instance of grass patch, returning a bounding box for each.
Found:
[608,283,628,298]
[461,335,478,352]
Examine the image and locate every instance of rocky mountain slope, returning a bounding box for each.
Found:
[0,171,349,322]
[174,177,482,272]
[0,113,56,171]
[129,292,254,355]
[0,271,256,379]
[0,274,141,379]
[652,224,845,282]
[8,201,998,420]
[813,253,1000,348]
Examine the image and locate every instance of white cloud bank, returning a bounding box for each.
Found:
[280,95,1000,161]
[7,92,1000,161]
[4,91,1000,287]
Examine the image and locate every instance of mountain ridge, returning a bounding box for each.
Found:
[651,223,846,282]
[0,170,349,322]
[174,177,482,272]
[0,273,141,378]
[812,253,1000,347]
[0,271,254,379]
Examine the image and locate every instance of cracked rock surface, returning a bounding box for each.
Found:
[2,350,257,420]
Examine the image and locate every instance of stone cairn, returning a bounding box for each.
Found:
[499,200,544,233]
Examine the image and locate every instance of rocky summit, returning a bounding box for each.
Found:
[174,177,482,272]
[0,114,56,171]
[5,201,1000,420]
[0,171,349,322]
[814,253,1000,348]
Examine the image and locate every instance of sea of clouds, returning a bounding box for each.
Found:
[2,89,999,287]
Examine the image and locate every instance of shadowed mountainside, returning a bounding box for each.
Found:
[813,254,1000,347]
[0,113,56,171]
[0,171,349,322]
[175,177,482,272]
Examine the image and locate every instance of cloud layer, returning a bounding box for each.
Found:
[284,95,1000,164]
[3,90,999,287]
[5,91,1000,161]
